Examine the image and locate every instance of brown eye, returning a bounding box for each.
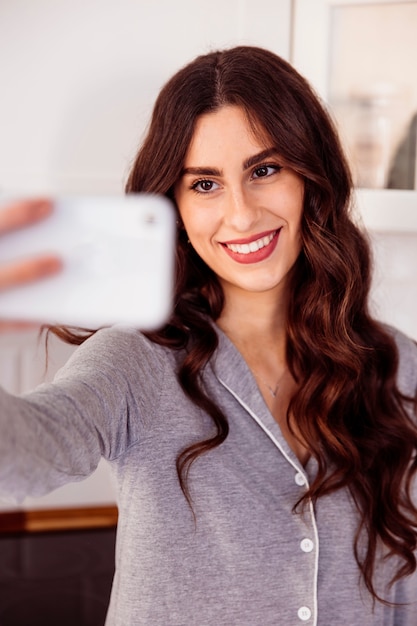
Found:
[252,164,282,179]
[200,180,214,191]
[254,166,269,178]
[191,179,219,193]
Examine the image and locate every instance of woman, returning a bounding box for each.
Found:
[1,46,417,625]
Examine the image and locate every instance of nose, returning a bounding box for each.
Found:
[223,186,259,232]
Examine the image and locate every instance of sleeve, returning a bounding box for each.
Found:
[0,326,166,503]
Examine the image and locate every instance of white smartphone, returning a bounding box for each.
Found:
[0,194,176,329]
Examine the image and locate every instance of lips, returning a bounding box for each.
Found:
[220,229,281,264]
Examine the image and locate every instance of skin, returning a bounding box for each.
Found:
[175,105,310,464]
[0,199,61,329]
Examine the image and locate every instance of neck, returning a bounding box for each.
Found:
[215,283,309,466]
[217,284,288,349]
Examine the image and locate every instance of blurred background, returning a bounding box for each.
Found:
[0,0,291,194]
[0,0,416,508]
[0,3,416,623]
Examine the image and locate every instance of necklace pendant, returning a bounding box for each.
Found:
[268,384,279,398]
[252,366,287,400]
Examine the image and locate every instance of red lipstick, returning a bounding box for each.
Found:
[220,228,280,264]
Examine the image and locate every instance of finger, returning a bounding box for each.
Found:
[0,199,53,235]
[0,320,41,333]
[0,255,62,292]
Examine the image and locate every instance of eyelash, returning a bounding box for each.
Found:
[190,163,283,194]
[252,163,283,178]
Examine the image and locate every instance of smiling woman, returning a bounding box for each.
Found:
[124,45,417,622]
[174,105,304,294]
[0,45,417,625]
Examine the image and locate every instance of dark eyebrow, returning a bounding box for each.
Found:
[243,148,279,170]
[181,166,222,177]
[180,148,279,178]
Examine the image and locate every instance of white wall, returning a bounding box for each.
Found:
[370,231,417,340]
[0,0,291,195]
[0,0,292,510]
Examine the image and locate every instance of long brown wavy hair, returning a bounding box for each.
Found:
[51,46,417,603]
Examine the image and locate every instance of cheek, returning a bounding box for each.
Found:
[180,207,217,241]
[180,212,199,240]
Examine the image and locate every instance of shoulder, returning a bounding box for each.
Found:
[55,325,177,383]
[385,325,417,396]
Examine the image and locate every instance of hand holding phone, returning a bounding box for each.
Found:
[0,194,176,329]
[0,199,62,292]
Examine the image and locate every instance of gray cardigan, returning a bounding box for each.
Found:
[1,325,416,625]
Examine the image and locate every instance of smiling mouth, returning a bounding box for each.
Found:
[222,230,280,255]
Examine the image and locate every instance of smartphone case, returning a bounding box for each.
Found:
[0,194,176,329]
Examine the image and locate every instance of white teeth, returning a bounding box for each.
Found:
[225,231,276,255]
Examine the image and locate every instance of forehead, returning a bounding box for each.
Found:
[184,105,271,164]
